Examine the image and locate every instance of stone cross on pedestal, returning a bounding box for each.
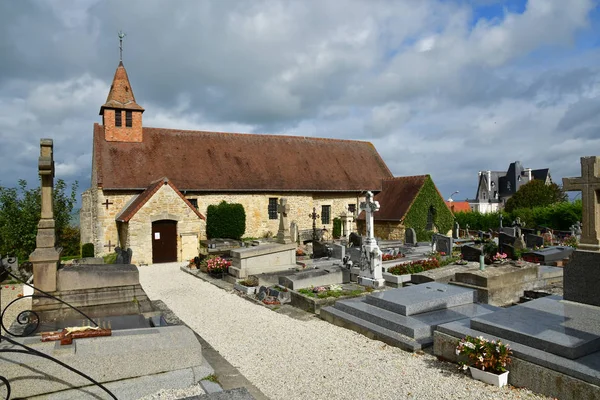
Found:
[563,156,600,251]
[29,139,61,292]
[357,191,385,288]
[276,198,292,244]
[360,191,380,246]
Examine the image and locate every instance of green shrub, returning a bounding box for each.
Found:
[332,218,342,239]
[103,252,117,264]
[82,243,94,258]
[206,201,246,240]
[403,176,454,235]
[482,241,498,257]
[454,201,582,232]
[416,229,434,242]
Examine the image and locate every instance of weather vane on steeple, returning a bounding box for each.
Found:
[118,31,126,62]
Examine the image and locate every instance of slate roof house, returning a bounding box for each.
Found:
[357,175,454,240]
[468,161,552,213]
[80,61,393,264]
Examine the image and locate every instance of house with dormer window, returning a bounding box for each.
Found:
[468,161,552,213]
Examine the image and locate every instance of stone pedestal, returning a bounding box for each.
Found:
[564,250,600,307]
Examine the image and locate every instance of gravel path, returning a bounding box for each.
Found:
[1,283,30,335]
[138,263,550,400]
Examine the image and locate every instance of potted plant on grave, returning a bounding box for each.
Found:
[206,256,230,279]
[234,276,259,295]
[456,335,512,387]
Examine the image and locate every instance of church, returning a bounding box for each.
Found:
[79,60,394,264]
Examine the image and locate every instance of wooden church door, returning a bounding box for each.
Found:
[152,220,177,263]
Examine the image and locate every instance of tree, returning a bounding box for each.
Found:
[0,179,78,261]
[504,180,567,213]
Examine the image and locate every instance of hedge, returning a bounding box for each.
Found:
[404,176,454,239]
[454,201,582,232]
[82,243,94,258]
[206,201,246,240]
[332,218,342,239]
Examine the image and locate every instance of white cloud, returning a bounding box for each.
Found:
[0,0,598,203]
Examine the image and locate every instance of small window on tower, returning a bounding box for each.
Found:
[126,111,132,127]
[115,111,122,127]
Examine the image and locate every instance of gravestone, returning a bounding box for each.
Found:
[340,212,354,241]
[433,234,453,255]
[29,139,61,292]
[498,232,516,253]
[452,221,459,239]
[542,231,554,245]
[290,221,299,243]
[522,246,574,265]
[563,156,600,251]
[461,245,483,262]
[357,191,385,288]
[525,234,544,249]
[562,156,600,306]
[349,232,362,247]
[405,228,417,246]
[501,226,516,237]
[276,198,293,244]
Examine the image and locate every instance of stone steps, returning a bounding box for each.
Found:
[365,282,477,315]
[334,299,431,339]
[321,283,499,352]
[320,306,431,352]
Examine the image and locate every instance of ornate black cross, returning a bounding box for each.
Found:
[308,207,320,244]
[102,199,113,209]
[104,240,115,252]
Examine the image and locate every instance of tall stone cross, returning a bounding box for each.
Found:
[563,156,600,251]
[276,198,292,244]
[360,191,380,246]
[30,139,61,292]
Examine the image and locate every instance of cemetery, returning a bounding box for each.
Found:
[2,40,599,400]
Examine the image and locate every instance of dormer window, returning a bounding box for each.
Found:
[115,110,122,127]
[507,182,511,190]
[126,111,132,127]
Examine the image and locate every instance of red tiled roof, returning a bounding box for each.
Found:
[100,62,144,115]
[116,177,205,222]
[93,125,393,191]
[445,201,471,213]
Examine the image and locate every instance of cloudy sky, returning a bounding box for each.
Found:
[1,0,599,207]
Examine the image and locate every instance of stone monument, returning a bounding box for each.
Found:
[27,140,152,320]
[276,198,293,244]
[340,211,354,241]
[357,191,385,288]
[563,157,600,251]
[562,156,600,306]
[29,139,61,292]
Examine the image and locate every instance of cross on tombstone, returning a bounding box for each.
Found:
[563,156,600,251]
[104,240,115,252]
[360,191,380,246]
[308,207,320,244]
[499,212,503,228]
[102,199,113,209]
[276,198,292,244]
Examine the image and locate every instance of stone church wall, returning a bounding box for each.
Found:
[85,188,360,263]
[128,184,204,265]
[193,192,359,239]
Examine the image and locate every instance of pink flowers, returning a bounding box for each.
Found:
[206,257,231,273]
[493,252,508,262]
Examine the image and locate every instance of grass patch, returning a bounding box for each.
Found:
[201,374,219,384]
[103,253,117,264]
[298,287,365,299]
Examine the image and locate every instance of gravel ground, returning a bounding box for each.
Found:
[1,283,30,334]
[138,263,550,400]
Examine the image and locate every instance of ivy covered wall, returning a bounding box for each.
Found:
[403,176,454,241]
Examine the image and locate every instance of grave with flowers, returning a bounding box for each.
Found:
[433,155,600,400]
